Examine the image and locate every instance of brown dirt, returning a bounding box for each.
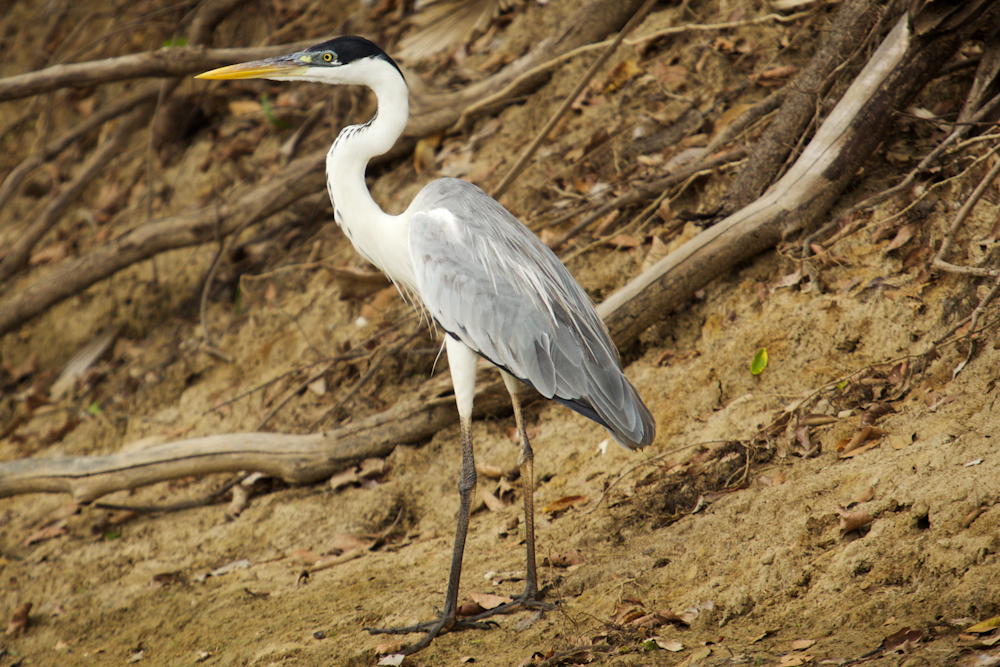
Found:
[2,1,1000,667]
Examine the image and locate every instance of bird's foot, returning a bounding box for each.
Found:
[365,613,499,655]
[464,590,555,623]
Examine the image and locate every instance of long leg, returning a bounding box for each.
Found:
[505,373,541,600]
[365,337,494,653]
[463,373,554,623]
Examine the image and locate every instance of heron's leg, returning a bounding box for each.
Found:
[365,338,496,653]
[506,376,541,600]
[459,373,554,623]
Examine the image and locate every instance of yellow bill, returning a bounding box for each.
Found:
[196,56,307,80]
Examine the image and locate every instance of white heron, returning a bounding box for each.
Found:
[197,35,655,654]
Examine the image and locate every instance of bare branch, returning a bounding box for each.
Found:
[0,153,326,339]
[0,105,152,283]
[0,41,315,103]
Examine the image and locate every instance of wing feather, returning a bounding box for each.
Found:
[407,178,655,449]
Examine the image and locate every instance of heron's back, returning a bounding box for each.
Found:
[407,178,655,449]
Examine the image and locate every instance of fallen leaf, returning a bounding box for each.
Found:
[543,496,588,514]
[227,485,248,518]
[655,609,691,627]
[966,617,1000,634]
[24,520,67,547]
[544,550,586,568]
[790,639,815,650]
[476,462,504,478]
[330,533,370,553]
[329,467,361,491]
[647,637,683,651]
[29,242,70,266]
[883,627,924,652]
[467,592,512,610]
[603,60,644,93]
[479,486,505,511]
[852,486,875,504]
[885,223,917,251]
[777,654,811,667]
[651,62,689,88]
[229,100,262,116]
[835,505,873,536]
[6,602,31,635]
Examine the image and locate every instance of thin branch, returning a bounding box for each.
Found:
[307,331,422,430]
[490,0,658,198]
[0,104,153,283]
[0,40,315,103]
[0,152,327,339]
[933,143,1000,266]
[0,84,161,214]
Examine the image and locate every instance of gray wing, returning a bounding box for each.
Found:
[408,178,655,449]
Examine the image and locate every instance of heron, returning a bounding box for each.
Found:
[197,35,655,654]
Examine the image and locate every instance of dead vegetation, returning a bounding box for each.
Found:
[2,0,1000,665]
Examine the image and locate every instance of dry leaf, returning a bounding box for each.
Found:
[6,602,31,635]
[966,616,1000,634]
[790,639,815,650]
[651,637,683,651]
[467,591,512,610]
[24,520,67,547]
[479,486,506,511]
[835,505,873,536]
[886,223,917,251]
[852,486,875,504]
[475,463,504,478]
[29,242,70,266]
[229,100,261,115]
[330,533,370,553]
[329,467,361,491]
[651,62,689,88]
[544,550,586,568]
[226,485,248,518]
[883,627,924,652]
[603,60,644,93]
[543,496,588,514]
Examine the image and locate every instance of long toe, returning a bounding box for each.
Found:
[365,614,499,655]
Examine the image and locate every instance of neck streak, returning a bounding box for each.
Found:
[325,62,415,289]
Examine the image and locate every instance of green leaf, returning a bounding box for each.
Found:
[261,93,291,129]
[750,348,768,376]
[87,401,103,416]
[162,37,187,48]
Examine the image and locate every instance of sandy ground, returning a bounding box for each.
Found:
[2,1,1000,666]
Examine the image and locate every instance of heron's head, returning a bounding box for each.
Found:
[196,35,403,87]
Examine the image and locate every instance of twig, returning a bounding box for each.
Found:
[703,88,786,155]
[0,104,152,283]
[933,144,1000,268]
[0,40,316,103]
[805,88,1000,258]
[0,151,327,339]
[0,84,161,214]
[546,147,748,250]
[454,11,812,133]
[92,473,249,514]
[308,330,421,430]
[490,0,658,198]
[257,361,336,430]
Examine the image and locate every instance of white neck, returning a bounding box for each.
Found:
[324,59,416,290]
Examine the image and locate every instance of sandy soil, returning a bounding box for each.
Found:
[2,1,1000,666]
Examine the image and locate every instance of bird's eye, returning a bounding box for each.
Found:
[323,53,333,62]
